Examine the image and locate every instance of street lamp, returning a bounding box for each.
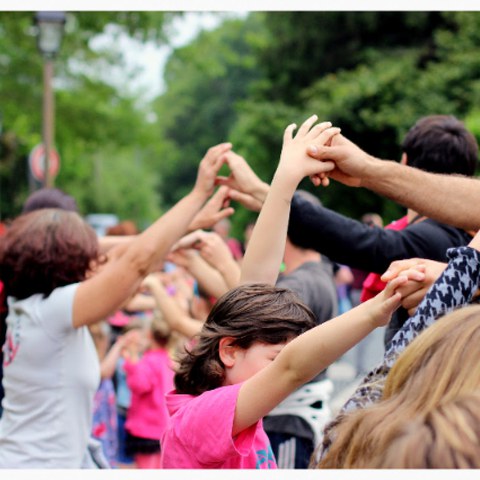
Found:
[34,11,66,188]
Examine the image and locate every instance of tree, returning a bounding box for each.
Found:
[152,15,266,206]
[0,11,175,222]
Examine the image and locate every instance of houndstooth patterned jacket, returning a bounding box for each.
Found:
[340,246,480,414]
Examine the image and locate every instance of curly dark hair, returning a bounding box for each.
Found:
[174,283,316,395]
[0,208,99,300]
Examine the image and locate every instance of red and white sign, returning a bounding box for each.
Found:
[28,143,60,182]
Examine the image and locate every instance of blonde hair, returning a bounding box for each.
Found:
[372,392,480,468]
[317,305,480,468]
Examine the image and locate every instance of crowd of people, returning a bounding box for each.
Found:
[1,113,480,469]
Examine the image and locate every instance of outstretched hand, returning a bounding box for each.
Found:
[381,257,446,315]
[277,115,339,187]
[307,133,373,188]
[367,275,408,328]
[215,150,270,209]
[194,142,232,197]
[189,186,235,231]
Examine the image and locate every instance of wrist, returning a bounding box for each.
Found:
[190,186,210,204]
[250,181,270,204]
[361,155,390,189]
[271,169,301,197]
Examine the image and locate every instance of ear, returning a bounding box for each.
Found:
[219,337,238,368]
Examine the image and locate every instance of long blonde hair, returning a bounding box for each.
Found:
[372,392,480,468]
[317,305,480,468]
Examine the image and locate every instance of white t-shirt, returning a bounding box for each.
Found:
[0,283,100,468]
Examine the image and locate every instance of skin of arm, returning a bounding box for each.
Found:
[307,133,480,231]
[168,248,230,299]
[174,230,241,289]
[97,235,135,255]
[240,116,337,285]
[123,292,157,312]
[142,274,203,339]
[232,116,411,435]
[72,143,232,328]
[99,330,139,379]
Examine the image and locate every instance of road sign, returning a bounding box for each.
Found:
[28,143,60,182]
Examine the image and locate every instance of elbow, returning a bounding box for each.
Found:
[125,243,158,278]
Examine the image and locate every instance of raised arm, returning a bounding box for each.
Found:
[168,247,230,299]
[73,143,231,328]
[307,133,480,231]
[231,116,408,435]
[174,230,241,289]
[240,116,338,285]
[142,274,203,339]
[234,273,408,436]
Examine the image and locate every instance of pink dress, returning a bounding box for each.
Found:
[161,383,277,469]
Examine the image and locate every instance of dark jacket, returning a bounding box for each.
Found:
[287,192,473,345]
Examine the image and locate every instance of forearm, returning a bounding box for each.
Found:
[123,189,208,279]
[362,159,480,230]
[124,293,157,312]
[100,341,124,379]
[288,193,394,271]
[241,171,296,284]
[279,302,377,386]
[148,281,202,338]
[188,255,230,298]
[215,257,240,289]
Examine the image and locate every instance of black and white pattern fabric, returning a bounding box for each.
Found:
[340,246,480,414]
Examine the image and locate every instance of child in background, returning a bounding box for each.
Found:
[113,318,145,468]
[160,116,413,469]
[89,321,138,467]
[123,313,174,469]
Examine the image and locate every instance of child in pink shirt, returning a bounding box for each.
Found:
[123,316,174,468]
[160,116,415,469]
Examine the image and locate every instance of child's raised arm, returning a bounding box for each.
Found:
[240,115,339,285]
[234,274,408,436]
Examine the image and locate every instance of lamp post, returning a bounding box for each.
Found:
[34,11,66,188]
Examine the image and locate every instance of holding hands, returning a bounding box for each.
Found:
[277,115,338,188]
[381,258,445,315]
[193,142,232,198]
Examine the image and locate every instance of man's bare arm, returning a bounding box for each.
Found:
[308,134,480,231]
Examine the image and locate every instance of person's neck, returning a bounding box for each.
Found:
[283,250,321,275]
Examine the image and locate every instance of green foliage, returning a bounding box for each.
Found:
[4,11,480,234]
[153,16,266,206]
[0,11,174,223]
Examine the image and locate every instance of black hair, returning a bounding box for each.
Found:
[402,115,478,177]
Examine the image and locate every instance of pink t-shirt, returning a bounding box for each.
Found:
[124,348,174,440]
[161,383,277,469]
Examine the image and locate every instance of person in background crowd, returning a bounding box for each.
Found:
[123,308,174,469]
